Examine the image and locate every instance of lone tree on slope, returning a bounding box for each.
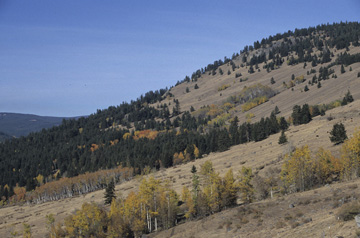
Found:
[329,123,347,145]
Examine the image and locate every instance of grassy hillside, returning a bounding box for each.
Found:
[1,22,360,237]
[1,100,360,237]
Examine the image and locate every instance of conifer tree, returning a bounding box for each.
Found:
[270,77,275,84]
[229,116,239,145]
[317,81,322,88]
[279,117,288,131]
[301,104,312,124]
[104,180,116,205]
[278,130,288,144]
[329,123,347,145]
[341,64,345,74]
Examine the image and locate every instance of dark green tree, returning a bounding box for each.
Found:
[229,116,239,145]
[274,106,280,114]
[341,64,345,74]
[342,90,354,105]
[301,104,312,124]
[219,68,224,75]
[329,123,347,145]
[292,105,302,125]
[194,84,199,89]
[191,165,197,174]
[278,130,288,144]
[248,65,255,74]
[279,117,288,131]
[104,180,116,205]
[270,77,275,84]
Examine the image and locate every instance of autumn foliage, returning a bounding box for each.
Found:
[55,162,246,237]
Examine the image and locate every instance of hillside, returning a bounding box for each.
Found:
[1,22,360,237]
[149,178,360,238]
[0,113,76,141]
[1,100,360,237]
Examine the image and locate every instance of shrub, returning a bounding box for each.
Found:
[218,84,231,91]
[337,201,360,221]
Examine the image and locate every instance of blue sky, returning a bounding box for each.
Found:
[1,0,359,117]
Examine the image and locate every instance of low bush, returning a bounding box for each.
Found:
[337,201,360,221]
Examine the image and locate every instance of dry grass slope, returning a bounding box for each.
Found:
[2,35,360,238]
[1,99,360,237]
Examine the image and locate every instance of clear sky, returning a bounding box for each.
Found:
[1,0,359,117]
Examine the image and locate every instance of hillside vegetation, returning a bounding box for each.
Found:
[1,21,360,237]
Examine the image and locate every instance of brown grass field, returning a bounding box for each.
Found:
[1,44,360,237]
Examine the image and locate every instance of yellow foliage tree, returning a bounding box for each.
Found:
[181,186,195,219]
[193,144,200,159]
[157,181,179,229]
[139,176,161,232]
[64,202,108,237]
[238,166,254,203]
[281,145,315,192]
[341,129,360,180]
[36,174,44,186]
[122,132,131,140]
[200,161,222,213]
[221,169,238,208]
[314,148,342,184]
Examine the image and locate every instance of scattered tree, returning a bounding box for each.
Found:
[270,77,275,84]
[278,130,288,144]
[329,123,347,145]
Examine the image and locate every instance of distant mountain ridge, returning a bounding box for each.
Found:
[0,112,80,140]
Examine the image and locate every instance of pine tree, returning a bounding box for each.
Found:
[329,123,347,145]
[342,90,354,105]
[191,165,197,174]
[301,104,312,124]
[279,117,289,131]
[292,105,302,125]
[104,180,116,205]
[278,130,288,144]
[270,77,275,84]
[229,116,239,145]
[341,64,345,74]
[274,106,280,114]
